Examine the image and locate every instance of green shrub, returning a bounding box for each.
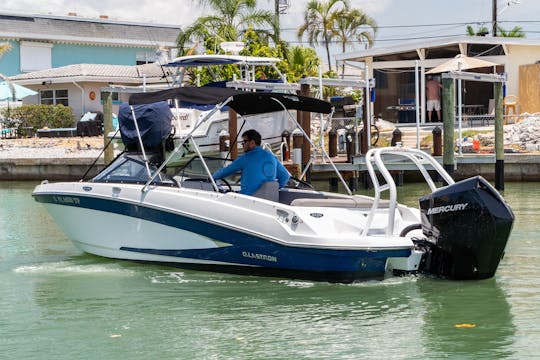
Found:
[1,104,74,129]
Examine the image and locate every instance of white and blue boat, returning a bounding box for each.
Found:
[33,88,514,282]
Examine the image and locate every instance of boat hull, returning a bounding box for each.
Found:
[33,185,413,282]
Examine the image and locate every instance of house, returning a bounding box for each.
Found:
[335,36,540,123]
[0,11,180,121]
[8,63,174,118]
[0,11,180,76]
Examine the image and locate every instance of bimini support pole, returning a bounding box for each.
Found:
[130,106,152,177]
[269,97,353,195]
[142,97,234,193]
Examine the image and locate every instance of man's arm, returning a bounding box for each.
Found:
[213,157,244,180]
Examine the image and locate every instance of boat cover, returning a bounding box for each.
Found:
[118,101,172,148]
[128,87,332,115]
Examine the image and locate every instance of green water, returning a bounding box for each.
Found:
[1,181,539,359]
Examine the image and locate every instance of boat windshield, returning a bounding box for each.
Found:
[92,153,176,186]
[174,156,240,183]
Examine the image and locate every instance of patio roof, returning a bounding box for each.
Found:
[336,36,540,63]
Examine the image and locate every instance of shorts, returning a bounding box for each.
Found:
[427,100,441,111]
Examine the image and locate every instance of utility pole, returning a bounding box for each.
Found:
[274,0,280,42]
[492,0,498,37]
[274,0,290,44]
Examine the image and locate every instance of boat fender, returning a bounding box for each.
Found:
[399,223,422,237]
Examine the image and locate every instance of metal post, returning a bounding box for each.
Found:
[494,82,504,190]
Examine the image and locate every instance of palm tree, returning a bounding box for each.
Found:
[497,25,525,38]
[297,0,348,72]
[332,8,377,76]
[178,0,275,54]
[0,42,11,57]
[466,25,490,36]
[284,45,320,82]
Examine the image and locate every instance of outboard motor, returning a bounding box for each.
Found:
[417,176,514,280]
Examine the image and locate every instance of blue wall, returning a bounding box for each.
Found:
[0,41,21,76]
[0,42,157,76]
[52,44,154,67]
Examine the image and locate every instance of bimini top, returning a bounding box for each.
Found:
[128,87,333,116]
[165,54,282,67]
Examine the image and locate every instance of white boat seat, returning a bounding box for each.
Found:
[290,197,390,209]
[252,181,279,202]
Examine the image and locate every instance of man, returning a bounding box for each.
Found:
[426,76,443,122]
[212,129,290,195]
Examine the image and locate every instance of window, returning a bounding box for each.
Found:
[40,89,68,106]
[136,51,157,65]
[100,92,119,102]
[20,41,52,72]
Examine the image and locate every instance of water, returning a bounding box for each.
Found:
[1,181,539,359]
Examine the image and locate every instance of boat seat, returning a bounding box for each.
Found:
[290,197,390,209]
[252,181,279,202]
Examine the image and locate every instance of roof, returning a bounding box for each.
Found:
[8,63,174,85]
[0,12,180,47]
[336,35,540,62]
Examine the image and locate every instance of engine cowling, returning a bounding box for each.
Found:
[418,176,514,280]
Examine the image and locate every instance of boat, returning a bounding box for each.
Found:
[33,87,514,282]
[114,54,300,165]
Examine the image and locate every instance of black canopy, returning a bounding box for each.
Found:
[128,87,332,115]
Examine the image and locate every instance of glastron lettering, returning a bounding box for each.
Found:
[242,251,277,263]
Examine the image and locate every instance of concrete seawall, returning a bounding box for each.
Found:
[2,153,540,182]
[0,158,105,181]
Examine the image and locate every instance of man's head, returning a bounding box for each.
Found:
[241,129,261,152]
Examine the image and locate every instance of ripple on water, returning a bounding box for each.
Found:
[13,261,136,276]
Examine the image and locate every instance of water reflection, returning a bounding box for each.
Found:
[417,278,515,358]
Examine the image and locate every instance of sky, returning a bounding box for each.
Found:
[2,0,539,62]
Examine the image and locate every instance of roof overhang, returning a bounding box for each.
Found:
[11,76,165,86]
[336,35,540,63]
[0,32,176,48]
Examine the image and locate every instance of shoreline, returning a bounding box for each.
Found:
[2,131,540,181]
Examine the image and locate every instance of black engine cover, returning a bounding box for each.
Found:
[418,176,514,280]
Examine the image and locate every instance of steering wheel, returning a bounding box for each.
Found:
[288,176,314,190]
[215,178,232,193]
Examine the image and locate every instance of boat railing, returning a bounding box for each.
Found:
[362,147,455,237]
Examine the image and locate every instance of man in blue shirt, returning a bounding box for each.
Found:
[212,129,290,195]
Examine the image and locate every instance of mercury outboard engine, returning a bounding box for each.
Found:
[417,176,514,280]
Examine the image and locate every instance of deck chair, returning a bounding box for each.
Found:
[252,181,279,202]
[503,95,519,124]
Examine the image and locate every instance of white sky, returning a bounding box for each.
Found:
[2,0,538,61]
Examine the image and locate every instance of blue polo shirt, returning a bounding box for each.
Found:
[212,146,290,195]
